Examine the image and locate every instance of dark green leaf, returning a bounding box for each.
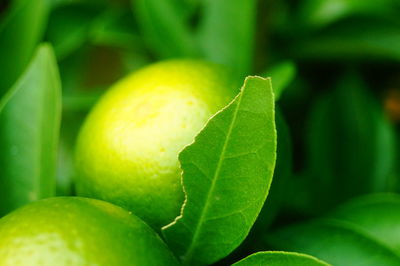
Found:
[90,8,142,49]
[331,193,400,253]
[233,251,330,266]
[133,0,197,58]
[262,61,296,101]
[197,0,258,78]
[298,0,398,30]
[305,72,397,212]
[162,76,277,265]
[0,0,49,97]
[46,3,103,60]
[293,19,400,62]
[265,219,400,265]
[0,44,61,216]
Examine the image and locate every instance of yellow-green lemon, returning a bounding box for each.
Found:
[75,60,237,228]
[0,197,178,266]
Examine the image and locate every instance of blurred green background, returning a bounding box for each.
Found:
[1,0,400,251]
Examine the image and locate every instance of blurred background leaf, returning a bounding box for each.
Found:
[330,193,400,252]
[303,71,397,213]
[0,44,61,216]
[264,219,400,265]
[262,61,297,100]
[291,18,400,62]
[46,2,104,60]
[197,0,258,78]
[297,0,400,30]
[0,0,50,98]
[133,0,197,58]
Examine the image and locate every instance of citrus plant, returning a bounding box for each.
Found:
[1,0,400,265]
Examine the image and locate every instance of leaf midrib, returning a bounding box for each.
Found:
[182,85,245,264]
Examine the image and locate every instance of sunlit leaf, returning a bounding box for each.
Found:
[163,76,277,265]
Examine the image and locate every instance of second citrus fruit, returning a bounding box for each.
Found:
[75,60,237,228]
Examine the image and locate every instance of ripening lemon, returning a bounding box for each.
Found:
[0,197,178,266]
[75,60,238,228]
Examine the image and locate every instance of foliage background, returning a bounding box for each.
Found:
[1,0,400,264]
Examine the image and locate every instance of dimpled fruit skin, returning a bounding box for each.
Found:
[75,60,237,228]
[0,197,178,266]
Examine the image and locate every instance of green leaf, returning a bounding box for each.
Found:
[133,0,197,58]
[331,193,400,253]
[264,219,400,265]
[233,251,330,266]
[0,44,62,216]
[90,8,142,49]
[298,0,398,30]
[0,0,49,97]
[46,3,103,60]
[262,61,297,101]
[197,0,258,78]
[293,18,400,62]
[162,76,277,265]
[227,110,292,260]
[305,72,397,212]
[251,110,292,232]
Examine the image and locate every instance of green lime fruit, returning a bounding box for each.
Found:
[75,60,237,228]
[0,197,178,266]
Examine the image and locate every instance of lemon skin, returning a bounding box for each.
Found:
[75,60,237,228]
[0,197,178,266]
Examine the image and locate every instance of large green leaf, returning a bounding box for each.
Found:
[250,109,292,232]
[264,219,400,265]
[132,0,197,58]
[305,72,397,212]
[233,251,330,266]
[197,0,258,78]
[331,193,400,252]
[0,0,49,97]
[0,44,61,216]
[162,76,277,265]
[222,110,292,263]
